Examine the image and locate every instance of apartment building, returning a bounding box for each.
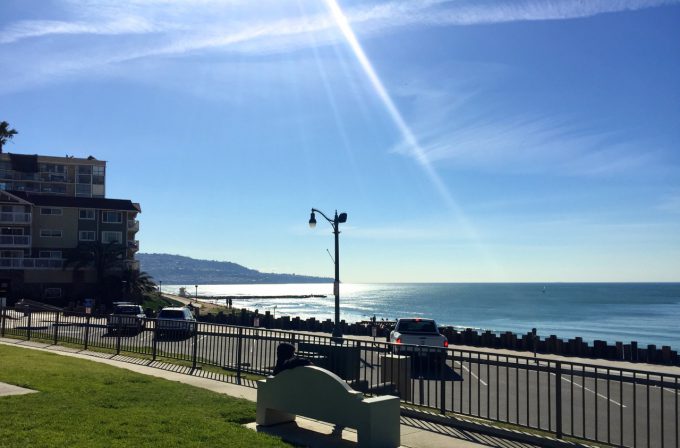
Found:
[0,153,140,304]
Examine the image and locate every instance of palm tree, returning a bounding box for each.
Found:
[0,121,18,153]
[65,242,127,305]
[120,268,157,303]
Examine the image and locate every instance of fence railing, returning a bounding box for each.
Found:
[1,307,678,448]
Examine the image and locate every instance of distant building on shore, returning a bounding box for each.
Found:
[0,153,140,304]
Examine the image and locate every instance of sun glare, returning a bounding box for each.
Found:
[323,0,500,268]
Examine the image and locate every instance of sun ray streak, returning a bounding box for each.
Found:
[324,0,488,244]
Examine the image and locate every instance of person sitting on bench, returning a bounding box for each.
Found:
[273,342,312,375]
[272,342,346,436]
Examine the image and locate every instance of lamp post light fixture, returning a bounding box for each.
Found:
[308,208,347,340]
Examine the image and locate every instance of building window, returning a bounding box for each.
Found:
[44,288,62,299]
[1,250,24,258]
[40,229,62,238]
[77,165,92,175]
[79,231,96,241]
[40,207,63,215]
[39,250,62,259]
[1,228,24,236]
[102,211,122,223]
[77,174,91,184]
[93,165,105,176]
[101,231,122,244]
[40,164,66,174]
[76,184,92,196]
[79,209,95,220]
[41,184,67,194]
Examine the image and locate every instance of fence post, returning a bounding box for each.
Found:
[440,353,447,414]
[53,311,60,345]
[115,321,122,355]
[84,315,91,350]
[152,320,158,361]
[191,322,199,370]
[555,362,563,439]
[27,310,32,341]
[0,306,6,338]
[236,327,243,385]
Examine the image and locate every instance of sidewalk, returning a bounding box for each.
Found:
[0,337,548,448]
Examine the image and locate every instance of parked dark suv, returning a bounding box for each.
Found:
[106,303,146,333]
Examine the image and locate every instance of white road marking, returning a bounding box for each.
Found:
[454,360,488,386]
[556,374,626,408]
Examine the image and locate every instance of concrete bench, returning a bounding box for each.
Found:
[297,342,361,381]
[257,365,400,448]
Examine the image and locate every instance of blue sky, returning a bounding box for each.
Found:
[1,0,679,282]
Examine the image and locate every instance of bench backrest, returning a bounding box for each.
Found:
[258,366,364,427]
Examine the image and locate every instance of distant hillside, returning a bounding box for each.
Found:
[137,253,332,285]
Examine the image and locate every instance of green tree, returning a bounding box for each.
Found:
[65,242,126,305]
[120,268,157,303]
[0,121,18,153]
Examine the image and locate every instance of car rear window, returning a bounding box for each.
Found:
[397,320,437,333]
[158,310,185,319]
[114,306,141,314]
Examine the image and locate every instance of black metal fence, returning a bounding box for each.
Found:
[1,307,678,448]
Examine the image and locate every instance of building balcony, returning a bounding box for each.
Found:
[126,259,140,271]
[0,258,64,269]
[128,240,139,252]
[0,235,31,247]
[0,212,31,224]
[127,219,139,232]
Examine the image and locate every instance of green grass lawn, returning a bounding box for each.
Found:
[0,345,291,448]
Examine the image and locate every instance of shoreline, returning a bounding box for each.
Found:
[178,295,680,368]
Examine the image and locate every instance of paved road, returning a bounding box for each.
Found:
[3,310,679,447]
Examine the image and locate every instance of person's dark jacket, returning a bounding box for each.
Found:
[273,356,312,375]
[273,342,312,375]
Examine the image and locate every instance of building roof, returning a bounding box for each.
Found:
[6,190,141,212]
[1,152,105,166]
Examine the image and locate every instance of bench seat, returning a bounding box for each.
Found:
[257,365,400,448]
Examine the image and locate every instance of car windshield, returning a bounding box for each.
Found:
[397,320,437,333]
[114,306,141,314]
[158,310,185,319]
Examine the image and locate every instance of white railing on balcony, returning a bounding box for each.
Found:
[127,219,139,232]
[0,212,31,223]
[0,258,64,269]
[0,235,31,246]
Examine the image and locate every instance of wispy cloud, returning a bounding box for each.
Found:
[2,0,677,54]
[388,76,669,177]
[0,17,165,44]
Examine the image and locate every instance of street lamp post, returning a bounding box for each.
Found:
[308,208,347,340]
[194,285,198,303]
[158,280,162,295]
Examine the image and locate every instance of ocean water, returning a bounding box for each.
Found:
[165,283,680,348]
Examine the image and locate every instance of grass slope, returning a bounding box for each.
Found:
[0,345,290,448]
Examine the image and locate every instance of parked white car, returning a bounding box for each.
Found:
[156,307,196,337]
[389,318,449,363]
